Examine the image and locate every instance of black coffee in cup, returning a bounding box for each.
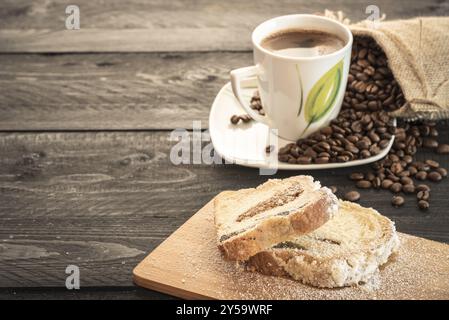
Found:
[261,29,345,57]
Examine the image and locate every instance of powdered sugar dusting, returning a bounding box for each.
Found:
[136,202,449,300]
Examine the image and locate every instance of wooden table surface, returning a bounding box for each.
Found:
[0,0,448,300]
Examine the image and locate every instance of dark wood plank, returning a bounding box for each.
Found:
[0,130,448,288]
[0,0,448,52]
[0,287,173,300]
[0,52,251,130]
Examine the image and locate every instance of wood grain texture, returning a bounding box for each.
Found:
[133,199,449,299]
[0,52,251,130]
[0,0,448,52]
[0,287,173,300]
[0,131,448,289]
[1,0,449,299]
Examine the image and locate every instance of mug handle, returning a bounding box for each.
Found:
[230,66,271,126]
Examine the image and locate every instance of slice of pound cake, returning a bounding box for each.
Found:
[247,200,400,288]
[214,176,338,261]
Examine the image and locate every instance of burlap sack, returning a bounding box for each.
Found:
[325,11,449,120]
[351,17,449,120]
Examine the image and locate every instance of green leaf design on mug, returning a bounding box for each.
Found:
[302,59,343,135]
[296,64,304,117]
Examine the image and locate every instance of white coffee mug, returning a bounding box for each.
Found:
[230,14,353,141]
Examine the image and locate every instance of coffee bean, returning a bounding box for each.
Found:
[297,156,312,164]
[372,176,381,189]
[369,144,381,155]
[387,173,400,182]
[241,114,252,123]
[356,140,371,150]
[417,190,430,201]
[349,172,364,181]
[415,171,427,180]
[278,145,291,155]
[356,180,372,189]
[330,186,338,193]
[350,121,363,133]
[391,196,405,207]
[403,184,415,194]
[409,166,418,176]
[365,172,376,181]
[337,155,350,162]
[430,127,438,137]
[358,48,367,59]
[316,141,331,151]
[425,159,439,168]
[265,145,274,153]
[391,162,403,174]
[381,179,394,189]
[320,126,333,135]
[356,72,369,81]
[290,146,300,158]
[400,176,413,185]
[360,149,371,158]
[315,156,330,164]
[379,139,390,149]
[398,170,410,177]
[345,144,359,154]
[416,184,430,192]
[423,138,438,149]
[230,115,240,124]
[390,182,402,193]
[368,131,380,143]
[304,147,318,158]
[418,200,430,210]
[344,191,360,202]
[436,167,447,177]
[436,143,449,154]
[403,155,413,164]
[389,154,399,162]
[427,171,442,182]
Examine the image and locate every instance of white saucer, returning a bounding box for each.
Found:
[209,82,395,170]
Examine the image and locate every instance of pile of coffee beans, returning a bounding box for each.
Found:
[231,36,449,210]
[276,36,403,164]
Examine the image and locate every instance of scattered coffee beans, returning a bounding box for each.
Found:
[230,114,252,124]
[229,91,265,125]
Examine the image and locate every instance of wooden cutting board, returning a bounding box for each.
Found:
[133,198,449,299]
